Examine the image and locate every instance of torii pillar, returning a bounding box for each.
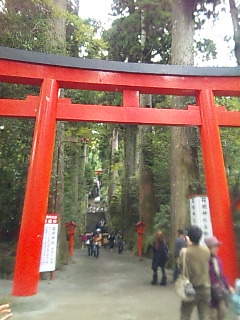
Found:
[198,89,238,285]
[12,79,58,296]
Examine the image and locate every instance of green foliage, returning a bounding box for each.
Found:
[153,204,170,236]
[0,82,36,236]
[195,38,217,61]
[0,118,34,233]
[108,186,123,230]
[144,127,171,206]
[104,0,171,63]
[0,0,53,52]
[216,97,240,199]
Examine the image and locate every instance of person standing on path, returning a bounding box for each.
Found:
[108,232,115,251]
[117,230,124,254]
[93,229,102,258]
[151,230,169,286]
[205,236,234,320]
[179,225,211,320]
[173,228,187,282]
[87,232,94,256]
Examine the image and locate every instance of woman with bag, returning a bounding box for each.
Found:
[205,236,234,320]
[151,230,170,286]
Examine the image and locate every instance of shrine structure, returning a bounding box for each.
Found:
[0,46,239,296]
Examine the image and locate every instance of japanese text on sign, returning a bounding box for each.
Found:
[40,213,59,272]
[189,196,213,243]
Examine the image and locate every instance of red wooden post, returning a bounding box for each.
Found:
[138,234,143,258]
[66,221,76,257]
[123,90,139,108]
[12,79,58,296]
[69,235,74,257]
[198,89,239,285]
[136,222,146,259]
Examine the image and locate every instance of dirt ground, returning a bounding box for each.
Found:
[0,248,236,320]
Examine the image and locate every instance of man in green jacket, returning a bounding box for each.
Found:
[180,225,211,320]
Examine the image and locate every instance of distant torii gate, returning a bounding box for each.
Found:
[0,46,239,296]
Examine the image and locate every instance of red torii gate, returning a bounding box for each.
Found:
[0,46,239,296]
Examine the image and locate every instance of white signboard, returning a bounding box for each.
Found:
[40,213,59,272]
[189,196,213,241]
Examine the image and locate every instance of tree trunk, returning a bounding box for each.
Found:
[48,122,69,268]
[138,94,157,251]
[121,125,138,246]
[170,0,199,241]
[229,0,240,64]
[48,0,68,268]
[108,127,119,218]
[73,148,79,222]
[138,9,157,250]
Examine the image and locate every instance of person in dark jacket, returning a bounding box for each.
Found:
[151,230,169,286]
[173,228,187,282]
[205,236,234,320]
[108,232,115,251]
[116,230,124,254]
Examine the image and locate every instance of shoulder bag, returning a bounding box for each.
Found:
[174,248,196,302]
[211,258,228,302]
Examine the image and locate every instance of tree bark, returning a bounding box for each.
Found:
[48,0,68,268]
[121,125,138,246]
[170,0,199,241]
[73,148,79,222]
[138,93,157,251]
[229,0,240,64]
[108,127,119,218]
[138,9,157,248]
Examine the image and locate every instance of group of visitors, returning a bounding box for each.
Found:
[107,231,124,254]
[81,229,125,258]
[84,229,102,258]
[151,225,240,320]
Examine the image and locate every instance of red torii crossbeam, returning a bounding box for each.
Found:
[0,46,239,296]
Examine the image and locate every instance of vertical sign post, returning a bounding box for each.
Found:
[40,213,59,273]
[189,195,213,242]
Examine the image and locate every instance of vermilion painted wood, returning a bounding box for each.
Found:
[1,59,240,96]
[12,79,58,296]
[198,89,238,285]
[56,101,201,126]
[0,97,200,126]
[2,96,240,127]
[123,90,139,108]
[0,96,39,118]
[1,55,240,295]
